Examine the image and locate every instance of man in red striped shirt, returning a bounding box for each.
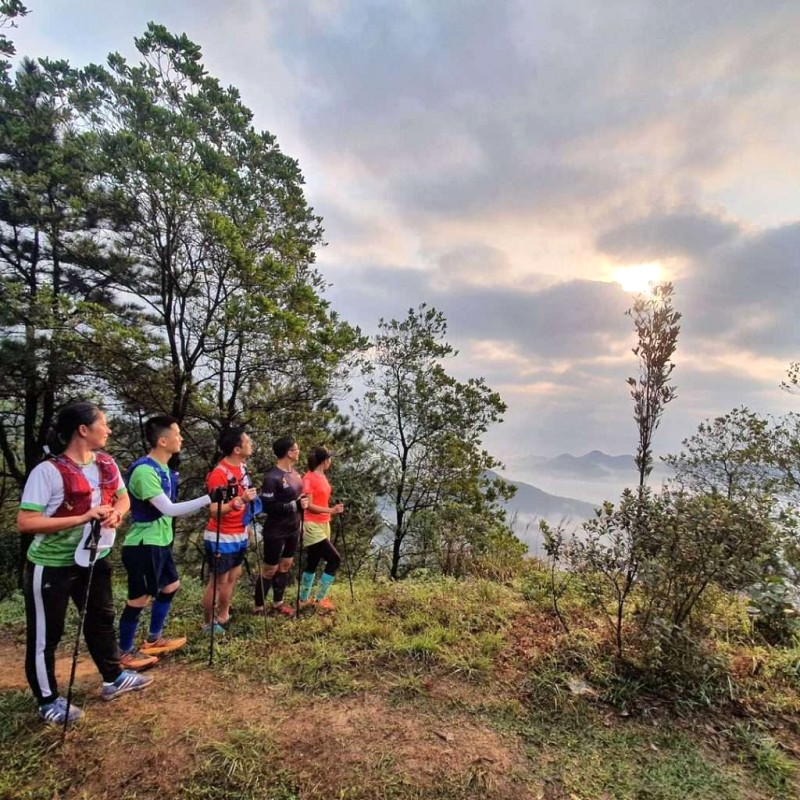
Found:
[202,428,257,633]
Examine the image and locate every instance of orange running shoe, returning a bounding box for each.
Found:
[272,603,295,618]
[140,636,187,656]
[119,649,159,671]
[316,597,336,613]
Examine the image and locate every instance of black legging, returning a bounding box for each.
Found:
[304,538,341,576]
[24,558,121,704]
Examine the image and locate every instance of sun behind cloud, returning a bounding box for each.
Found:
[612,263,664,294]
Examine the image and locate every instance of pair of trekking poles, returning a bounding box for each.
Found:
[62,518,101,742]
[293,501,355,617]
[209,495,356,665]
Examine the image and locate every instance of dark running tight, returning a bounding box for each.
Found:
[304,538,341,576]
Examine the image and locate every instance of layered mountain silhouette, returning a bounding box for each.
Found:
[495,451,672,555]
[488,470,597,520]
[487,470,598,555]
[514,450,671,482]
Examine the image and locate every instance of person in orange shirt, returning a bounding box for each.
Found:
[298,446,344,612]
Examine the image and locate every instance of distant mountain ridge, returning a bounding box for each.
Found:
[495,451,673,554]
[489,470,597,520]
[514,450,672,482]
[486,470,598,553]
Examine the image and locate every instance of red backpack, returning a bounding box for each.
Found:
[50,452,118,517]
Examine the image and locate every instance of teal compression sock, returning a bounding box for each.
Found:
[316,573,335,601]
[299,571,315,602]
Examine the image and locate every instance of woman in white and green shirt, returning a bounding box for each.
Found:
[18,401,153,726]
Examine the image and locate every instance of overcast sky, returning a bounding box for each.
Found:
[13,1,800,481]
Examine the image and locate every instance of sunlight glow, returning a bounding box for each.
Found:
[612,263,663,294]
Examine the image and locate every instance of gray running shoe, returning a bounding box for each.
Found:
[101,670,154,701]
[39,696,83,725]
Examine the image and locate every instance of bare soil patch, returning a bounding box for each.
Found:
[3,639,533,799]
[279,693,529,798]
[0,639,100,692]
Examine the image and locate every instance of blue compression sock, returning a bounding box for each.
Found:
[119,605,142,652]
[148,590,177,639]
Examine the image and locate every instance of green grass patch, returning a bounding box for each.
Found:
[181,726,299,799]
[181,576,522,695]
[515,705,756,800]
[726,722,798,795]
[0,692,68,800]
[0,590,26,626]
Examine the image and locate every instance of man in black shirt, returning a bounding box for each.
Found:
[253,436,309,616]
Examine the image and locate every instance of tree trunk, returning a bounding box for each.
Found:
[390,537,401,580]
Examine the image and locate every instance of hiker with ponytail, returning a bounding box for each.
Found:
[298,446,344,613]
[17,401,153,726]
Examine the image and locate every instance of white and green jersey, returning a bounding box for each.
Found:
[20,458,126,568]
[123,459,175,547]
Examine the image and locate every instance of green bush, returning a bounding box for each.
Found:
[748,576,800,646]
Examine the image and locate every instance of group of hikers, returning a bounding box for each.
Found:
[17,401,345,726]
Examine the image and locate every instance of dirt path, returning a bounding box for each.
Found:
[0,641,99,692]
[2,639,533,799]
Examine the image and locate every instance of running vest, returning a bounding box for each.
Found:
[126,456,178,522]
[207,462,262,527]
[50,452,118,518]
[209,462,241,503]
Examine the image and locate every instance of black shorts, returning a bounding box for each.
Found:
[262,535,298,566]
[121,543,180,599]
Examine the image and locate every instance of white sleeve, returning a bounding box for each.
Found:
[20,462,60,509]
[149,492,211,517]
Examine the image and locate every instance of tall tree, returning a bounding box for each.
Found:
[626,282,681,488]
[0,55,138,580]
[90,25,362,452]
[0,57,132,491]
[572,282,680,659]
[356,304,513,579]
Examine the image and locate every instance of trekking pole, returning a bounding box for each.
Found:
[249,502,269,641]
[208,490,224,666]
[336,511,355,601]
[295,497,305,619]
[62,518,101,743]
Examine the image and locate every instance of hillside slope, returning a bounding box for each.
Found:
[1,577,798,799]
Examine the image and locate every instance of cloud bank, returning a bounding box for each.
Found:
[13,0,800,469]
